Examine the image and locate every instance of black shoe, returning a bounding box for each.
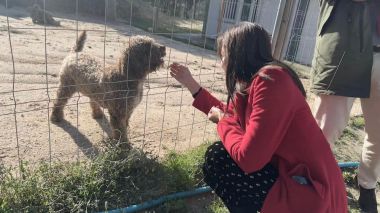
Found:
[358,185,378,213]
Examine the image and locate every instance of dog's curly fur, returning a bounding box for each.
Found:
[51,31,166,142]
[29,4,60,26]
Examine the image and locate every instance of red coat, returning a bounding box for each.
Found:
[193,66,347,213]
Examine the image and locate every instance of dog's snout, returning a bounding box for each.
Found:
[159,45,166,55]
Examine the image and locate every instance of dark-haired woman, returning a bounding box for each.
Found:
[169,22,347,213]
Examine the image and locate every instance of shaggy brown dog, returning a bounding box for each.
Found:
[51,31,166,142]
[29,4,60,26]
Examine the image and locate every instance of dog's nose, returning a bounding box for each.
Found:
[159,45,166,54]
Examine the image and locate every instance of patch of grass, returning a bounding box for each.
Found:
[283,60,311,79]
[121,15,202,35]
[0,136,371,212]
[0,142,211,212]
[342,128,359,140]
[335,116,364,146]
[132,18,215,50]
[207,198,228,213]
[0,147,163,212]
[342,169,362,212]
[163,144,209,191]
[154,199,189,213]
[119,16,215,50]
[336,128,359,146]
[342,170,357,187]
[166,35,216,51]
[349,115,365,130]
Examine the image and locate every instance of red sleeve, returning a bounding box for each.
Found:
[192,88,230,115]
[217,69,297,173]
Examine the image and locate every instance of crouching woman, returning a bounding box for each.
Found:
[169,22,347,213]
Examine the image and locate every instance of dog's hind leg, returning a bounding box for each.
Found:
[51,76,76,122]
[90,101,104,119]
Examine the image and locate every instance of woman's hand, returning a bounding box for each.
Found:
[208,106,224,124]
[169,63,201,95]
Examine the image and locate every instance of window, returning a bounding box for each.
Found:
[285,0,310,61]
[223,0,238,20]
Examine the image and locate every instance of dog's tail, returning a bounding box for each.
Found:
[72,30,87,52]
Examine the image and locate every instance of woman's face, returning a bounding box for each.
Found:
[220,46,227,72]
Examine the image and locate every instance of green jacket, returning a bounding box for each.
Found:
[311,0,373,98]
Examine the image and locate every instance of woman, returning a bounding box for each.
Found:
[169,22,347,213]
[312,1,380,212]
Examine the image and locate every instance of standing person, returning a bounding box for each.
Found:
[170,22,347,213]
[312,0,380,212]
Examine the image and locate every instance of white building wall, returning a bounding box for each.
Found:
[255,0,280,35]
[294,0,319,65]
[205,0,319,65]
[205,0,222,38]
[206,0,280,38]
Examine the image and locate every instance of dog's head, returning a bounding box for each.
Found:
[122,36,166,77]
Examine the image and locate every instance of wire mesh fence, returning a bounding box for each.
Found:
[1,0,319,195]
[0,0,317,168]
[0,0,228,172]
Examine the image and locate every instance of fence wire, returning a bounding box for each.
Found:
[1,0,316,181]
[1,0,225,172]
[43,0,53,165]
[5,0,22,174]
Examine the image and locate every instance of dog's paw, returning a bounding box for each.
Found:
[50,114,63,123]
[92,112,104,119]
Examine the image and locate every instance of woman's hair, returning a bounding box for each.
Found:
[217,22,306,107]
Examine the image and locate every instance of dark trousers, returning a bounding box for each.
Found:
[202,142,278,213]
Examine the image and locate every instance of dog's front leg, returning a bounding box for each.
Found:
[125,104,135,128]
[109,112,127,143]
[90,101,104,119]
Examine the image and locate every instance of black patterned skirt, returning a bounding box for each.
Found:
[202,142,278,212]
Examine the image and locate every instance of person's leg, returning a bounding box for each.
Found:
[313,94,355,147]
[358,53,380,212]
[202,142,278,213]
